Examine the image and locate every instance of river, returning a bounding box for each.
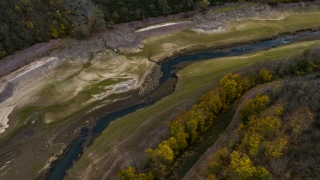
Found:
[46,30,320,180]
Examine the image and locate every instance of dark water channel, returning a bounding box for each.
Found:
[46,30,320,180]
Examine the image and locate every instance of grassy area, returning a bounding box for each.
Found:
[65,38,320,179]
[128,12,320,62]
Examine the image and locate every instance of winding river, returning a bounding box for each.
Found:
[46,30,320,180]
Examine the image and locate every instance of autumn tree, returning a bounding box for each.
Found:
[168,114,189,151]
[146,140,174,173]
[240,94,270,124]
[205,147,230,176]
[185,109,201,143]
[241,132,261,157]
[264,137,287,158]
[259,68,273,82]
[229,151,257,179]
[117,166,154,180]
[253,167,272,180]
[220,73,253,103]
[199,0,210,11]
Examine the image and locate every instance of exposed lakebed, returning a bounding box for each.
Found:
[46,30,320,180]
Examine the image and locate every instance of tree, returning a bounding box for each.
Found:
[229,151,256,179]
[253,167,272,180]
[199,0,210,11]
[166,137,179,155]
[146,141,174,173]
[168,113,189,151]
[220,73,244,102]
[206,147,230,176]
[259,68,272,82]
[264,137,287,158]
[89,6,106,31]
[117,166,154,180]
[111,11,120,23]
[0,44,7,58]
[185,109,200,143]
[240,94,270,124]
[242,132,261,157]
[51,20,59,38]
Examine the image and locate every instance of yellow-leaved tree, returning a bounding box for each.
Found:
[229,151,271,179]
[220,73,253,103]
[117,166,154,180]
[240,94,270,124]
[264,137,287,158]
[229,151,256,179]
[146,140,174,173]
[259,68,273,82]
[168,117,188,152]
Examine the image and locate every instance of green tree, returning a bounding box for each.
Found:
[89,6,106,30]
[111,11,120,23]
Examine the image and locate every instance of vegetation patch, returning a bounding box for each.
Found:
[129,12,320,62]
[200,77,320,179]
[66,37,320,179]
[118,46,320,179]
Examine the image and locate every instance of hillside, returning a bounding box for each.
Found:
[198,75,320,179]
[115,47,320,179]
[0,0,72,59]
[0,0,310,59]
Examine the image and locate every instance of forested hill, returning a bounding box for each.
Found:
[92,0,212,24]
[0,0,72,59]
[0,0,310,59]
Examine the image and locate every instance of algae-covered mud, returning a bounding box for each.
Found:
[1,1,320,180]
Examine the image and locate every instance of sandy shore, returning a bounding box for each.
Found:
[0,106,14,133]
[135,21,193,32]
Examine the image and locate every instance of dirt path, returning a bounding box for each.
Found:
[183,84,274,180]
